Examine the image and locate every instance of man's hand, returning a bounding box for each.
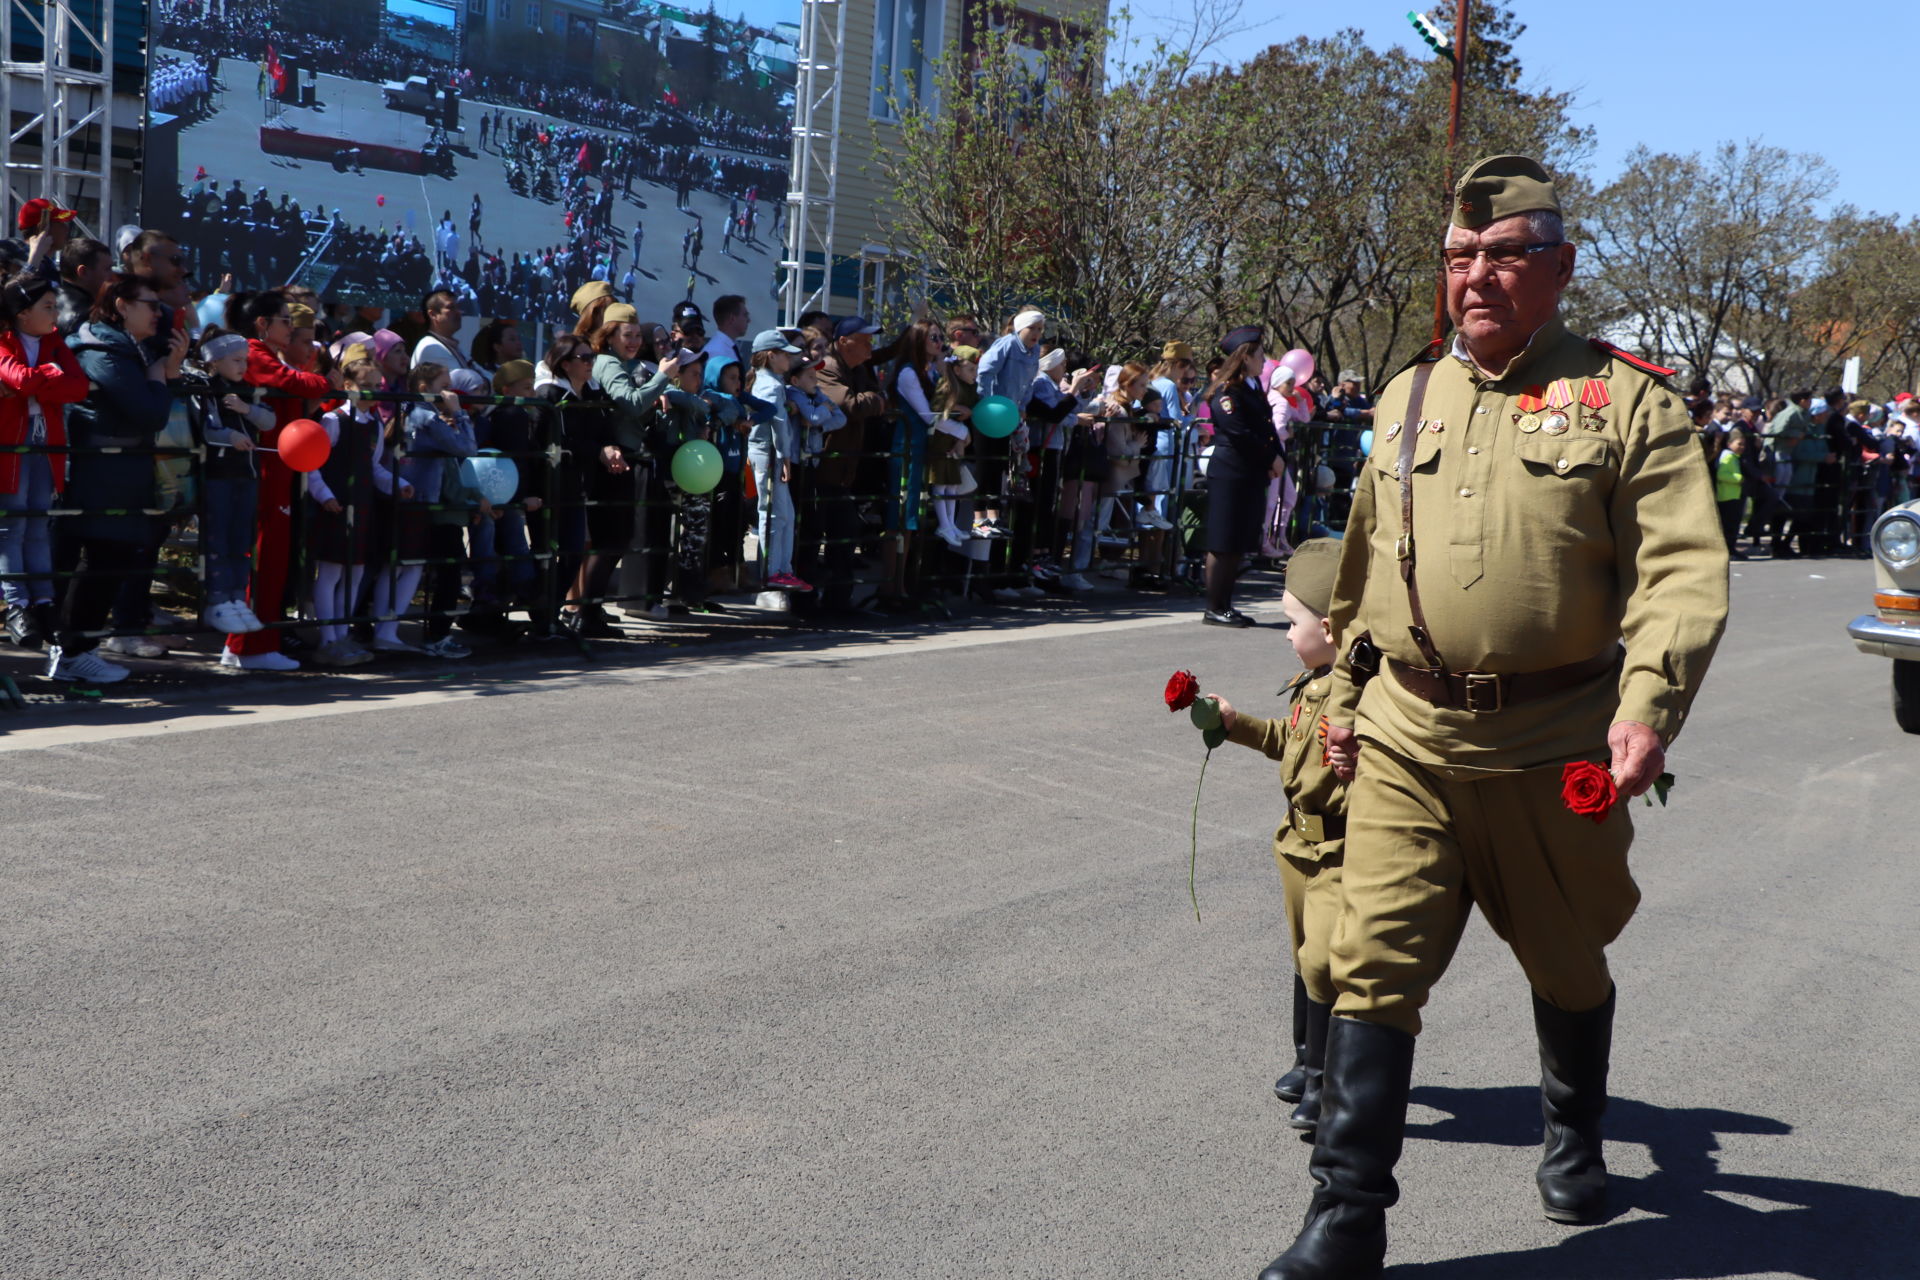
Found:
[1214,696,1237,732]
[1326,724,1358,781]
[1607,721,1665,797]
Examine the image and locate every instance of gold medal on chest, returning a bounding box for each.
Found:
[1517,412,1542,434]
[1541,412,1571,435]
[1384,421,1403,441]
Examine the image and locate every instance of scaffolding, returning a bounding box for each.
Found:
[780,0,844,326]
[0,0,116,234]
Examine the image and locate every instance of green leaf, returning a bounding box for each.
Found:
[1202,725,1227,750]
[1189,695,1222,732]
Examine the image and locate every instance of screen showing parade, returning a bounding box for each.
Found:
[143,0,799,323]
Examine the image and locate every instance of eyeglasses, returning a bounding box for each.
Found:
[1441,241,1564,273]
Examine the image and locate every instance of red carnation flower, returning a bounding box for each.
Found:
[1165,669,1200,713]
[1561,761,1618,824]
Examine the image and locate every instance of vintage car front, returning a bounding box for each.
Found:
[1847,500,1920,733]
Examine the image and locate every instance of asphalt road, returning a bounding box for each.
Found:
[1,559,1913,1279]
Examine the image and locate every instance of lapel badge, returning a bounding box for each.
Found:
[1385,421,1402,441]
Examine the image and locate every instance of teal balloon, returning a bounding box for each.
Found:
[973,395,1020,439]
[672,439,724,494]
[1359,428,1373,455]
[459,450,520,506]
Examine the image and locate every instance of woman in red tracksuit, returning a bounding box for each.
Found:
[224,290,333,670]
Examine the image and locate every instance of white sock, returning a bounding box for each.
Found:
[313,561,344,645]
[372,565,423,642]
[934,495,958,536]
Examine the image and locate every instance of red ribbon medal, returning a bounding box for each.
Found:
[1545,379,1575,410]
[1516,386,1546,413]
[1579,379,1611,410]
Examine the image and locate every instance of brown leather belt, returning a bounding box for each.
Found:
[1387,648,1621,714]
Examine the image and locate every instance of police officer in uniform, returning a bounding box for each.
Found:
[1203,326,1285,626]
[1257,156,1729,1279]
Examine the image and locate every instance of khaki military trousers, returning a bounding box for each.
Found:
[1277,846,1344,1007]
[1330,742,1640,1037]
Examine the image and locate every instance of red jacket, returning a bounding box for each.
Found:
[0,328,90,494]
[245,338,333,437]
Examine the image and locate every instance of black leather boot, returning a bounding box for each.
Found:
[1274,973,1309,1103]
[1288,996,1332,1137]
[1534,986,1615,1224]
[1258,1017,1414,1280]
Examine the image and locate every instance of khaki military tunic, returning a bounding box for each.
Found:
[1225,668,1348,1005]
[1319,318,1729,1036]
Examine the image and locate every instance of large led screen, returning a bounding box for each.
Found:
[144,0,800,325]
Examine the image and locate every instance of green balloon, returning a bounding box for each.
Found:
[671,440,724,494]
[973,395,1020,438]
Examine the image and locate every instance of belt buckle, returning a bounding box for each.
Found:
[1395,533,1411,561]
[1463,672,1503,713]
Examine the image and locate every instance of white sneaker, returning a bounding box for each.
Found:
[1140,509,1175,530]
[205,600,255,634]
[101,634,167,659]
[936,525,967,550]
[991,587,1026,604]
[48,646,130,683]
[421,635,471,659]
[1059,572,1093,591]
[232,602,267,633]
[371,635,424,654]
[1018,584,1046,599]
[228,649,300,671]
[338,640,375,666]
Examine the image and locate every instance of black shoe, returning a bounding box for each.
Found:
[688,599,730,616]
[5,604,36,649]
[1257,1017,1412,1280]
[278,629,312,655]
[1289,996,1333,1138]
[1275,973,1310,1104]
[1203,608,1255,627]
[1535,987,1614,1225]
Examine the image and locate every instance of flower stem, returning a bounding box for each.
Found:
[1189,746,1212,922]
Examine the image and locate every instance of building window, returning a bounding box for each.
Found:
[467,0,484,14]
[496,0,509,20]
[525,0,540,26]
[870,0,943,122]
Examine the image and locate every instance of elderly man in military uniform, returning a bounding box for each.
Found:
[1257,156,1729,1280]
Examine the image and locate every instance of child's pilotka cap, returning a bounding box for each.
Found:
[1282,538,1343,618]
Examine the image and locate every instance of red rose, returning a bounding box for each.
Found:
[1165,670,1200,713]
[1560,761,1618,824]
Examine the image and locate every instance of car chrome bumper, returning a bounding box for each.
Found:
[1848,613,1920,660]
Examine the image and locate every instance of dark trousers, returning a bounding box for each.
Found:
[54,531,141,655]
[1716,498,1745,549]
[110,515,169,629]
[802,482,859,610]
[425,523,466,640]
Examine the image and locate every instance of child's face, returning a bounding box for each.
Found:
[793,364,819,392]
[1282,590,1337,669]
[211,350,249,381]
[423,371,450,397]
[718,365,741,395]
[954,359,977,384]
[677,363,705,392]
[1729,433,1748,454]
[501,377,534,399]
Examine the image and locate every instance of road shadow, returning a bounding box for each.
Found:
[1391,1084,1916,1279]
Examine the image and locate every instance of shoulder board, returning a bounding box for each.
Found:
[1589,338,1675,379]
[1396,336,1446,375]
[1279,670,1313,698]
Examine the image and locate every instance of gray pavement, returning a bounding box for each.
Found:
[1,558,1914,1278]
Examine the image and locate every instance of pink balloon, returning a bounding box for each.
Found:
[1280,348,1315,386]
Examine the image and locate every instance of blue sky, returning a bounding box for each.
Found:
[1118,0,1920,217]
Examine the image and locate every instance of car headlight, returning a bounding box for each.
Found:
[1876,515,1920,568]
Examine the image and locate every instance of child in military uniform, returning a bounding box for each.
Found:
[1211,537,1350,1137]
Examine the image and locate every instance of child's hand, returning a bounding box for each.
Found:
[230,434,254,453]
[399,482,414,500]
[523,496,543,512]
[1214,696,1237,732]
[221,393,249,414]
[779,461,791,484]
[438,388,463,418]
[600,444,628,474]
[477,499,496,520]
[1326,724,1358,781]
[321,497,342,513]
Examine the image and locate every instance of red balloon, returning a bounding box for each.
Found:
[277,418,331,473]
[376,194,386,207]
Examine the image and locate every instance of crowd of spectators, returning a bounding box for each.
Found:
[1692,381,1918,560]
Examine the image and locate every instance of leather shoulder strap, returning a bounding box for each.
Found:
[1397,362,1446,670]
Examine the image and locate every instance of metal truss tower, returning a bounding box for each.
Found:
[1,0,116,233]
[780,0,844,326]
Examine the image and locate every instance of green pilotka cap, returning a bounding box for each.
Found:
[1282,538,1343,618]
[1452,154,1561,229]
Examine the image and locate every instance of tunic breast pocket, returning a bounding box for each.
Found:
[1368,426,1444,482]
[1512,432,1616,491]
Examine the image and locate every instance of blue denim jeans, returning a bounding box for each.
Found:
[201,476,258,604]
[748,447,794,579]
[469,507,534,603]
[0,450,55,606]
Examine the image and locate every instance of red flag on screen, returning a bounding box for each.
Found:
[266,43,287,95]
[575,141,590,171]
